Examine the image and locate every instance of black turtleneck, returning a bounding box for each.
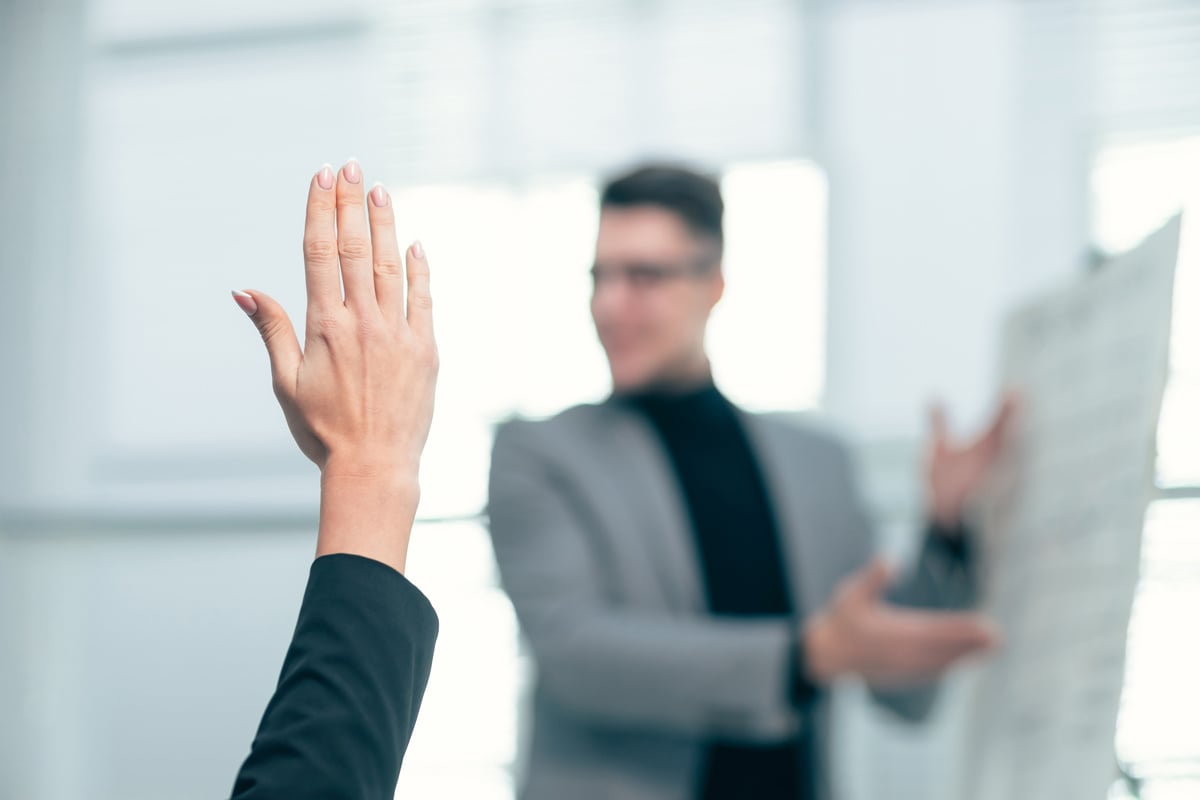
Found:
[625,382,815,800]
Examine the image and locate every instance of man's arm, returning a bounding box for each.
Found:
[227,161,440,797]
[864,522,977,721]
[886,396,1016,616]
[490,420,997,737]
[488,419,802,742]
[860,397,1016,719]
[799,440,995,723]
[889,519,978,612]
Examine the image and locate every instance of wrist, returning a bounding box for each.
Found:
[928,500,962,531]
[321,448,421,485]
[320,470,421,512]
[317,462,421,575]
[803,613,843,684]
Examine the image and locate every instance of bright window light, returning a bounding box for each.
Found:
[713,160,828,412]
[1092,136,1200,799]
[1092,136,1200,487]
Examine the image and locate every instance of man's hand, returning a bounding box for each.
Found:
[231,160,438,573]
[925,394,1017,529]
[803,559,997,687]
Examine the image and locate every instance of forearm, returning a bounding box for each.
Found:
[232,555,439,799]
[491,430,807,738]
[317,456,420,574]
[869,521,979,721]
[528,610,801,740]
[790,623,824,707]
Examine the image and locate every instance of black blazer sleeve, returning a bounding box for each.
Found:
[231,553,439,800]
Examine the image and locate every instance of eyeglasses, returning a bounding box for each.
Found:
[590,257,716,292]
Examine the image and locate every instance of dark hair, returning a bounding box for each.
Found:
[600,164,724,253]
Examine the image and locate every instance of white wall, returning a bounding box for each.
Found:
[820,0,1088,441]
[0,1,387,797]
[0,523,316,800]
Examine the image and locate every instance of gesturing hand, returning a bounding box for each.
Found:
[925,394,1018,529]
[804,559,998,687]
[232,160,438,572]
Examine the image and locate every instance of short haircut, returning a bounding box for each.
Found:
[599,164,724,255]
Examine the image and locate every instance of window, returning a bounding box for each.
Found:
[391,161,828,797]
[1092,136,1200,799]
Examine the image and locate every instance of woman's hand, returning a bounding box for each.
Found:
[232,160,438,572]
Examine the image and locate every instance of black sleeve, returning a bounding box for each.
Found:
[231,554,439,800]
[788,625,821,708]
[923,518,972,565]
[885,518,978,612]
[869,519,979,723]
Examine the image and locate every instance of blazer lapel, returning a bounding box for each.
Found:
[739,412,826,616]
[595,401,707,614]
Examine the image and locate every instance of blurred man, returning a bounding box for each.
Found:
[488,165,1011,800]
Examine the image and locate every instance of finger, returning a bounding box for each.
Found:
[987,392,1020,442]
[336,158,376,312]
[1002,389,1022,416]
[971,394,1019,461]
[853,558,896,602]
[888,643,982,681]
[232,290,302,394]
[880,619,996,679]
[906,635,991,674]
[865,632,990,687]
[884,608,999,654]
[929,402,949,447]
[367,182,404,320]
[405,240,434,338]
[303,165,340,312]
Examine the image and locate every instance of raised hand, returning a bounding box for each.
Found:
[232,160,438,573]
[925,394,1018,528]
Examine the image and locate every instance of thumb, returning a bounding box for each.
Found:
[928,402,949,448]
[984,391,1020,449]
[854,557,896,602]
[231,290,301,390]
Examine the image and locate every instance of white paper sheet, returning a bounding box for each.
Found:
[960,216,1182,800]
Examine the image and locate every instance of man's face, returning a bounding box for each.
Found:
[590,206,724,392]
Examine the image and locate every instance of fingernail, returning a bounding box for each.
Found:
[370,182,389,207]
[317,164,334,190]
[410,240,425,259]
[343,158,361,184]
[231,290,257,316]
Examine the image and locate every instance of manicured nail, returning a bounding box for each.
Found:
[410,240,425,259]
[317,164,334,190]
[343,158,361,184]
[370,182,389,207]
[231,290,257,316]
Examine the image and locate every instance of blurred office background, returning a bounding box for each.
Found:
[0,0,1198,798]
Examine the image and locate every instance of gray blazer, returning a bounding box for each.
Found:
[487,399,977,800]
